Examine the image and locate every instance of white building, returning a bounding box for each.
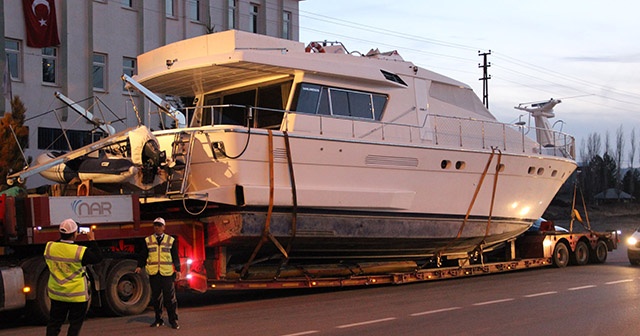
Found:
[0,0,300,187]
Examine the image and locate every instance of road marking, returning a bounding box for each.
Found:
[605,279,634,285]
[410,307,462,316]
[568,285,596,291]
[523,291,558,298]
[336,317,397,329]
[280,331,319,336]
[472,298,514,306]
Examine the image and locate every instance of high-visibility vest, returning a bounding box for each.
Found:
[145,234,175,276]
[43,241,89,303]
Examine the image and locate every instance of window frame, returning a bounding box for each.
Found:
[38,127,105,151]
[227,0,237,29]
[121,0,134,8]
[165,0,176,17]
[282,11,292,39]
[188,0,201,22]
[5,38,21,81]
[249,3,260,34]
[122,56,136,92]
[92,52,108,92]
[42,47,58,85]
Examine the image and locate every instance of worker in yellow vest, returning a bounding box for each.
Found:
[44,218,103,336]
[135,217,181,329]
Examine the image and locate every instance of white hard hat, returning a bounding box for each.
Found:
[59,218,78,234]
[153,217,166,226]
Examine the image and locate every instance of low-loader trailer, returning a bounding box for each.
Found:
[0,193,618,323]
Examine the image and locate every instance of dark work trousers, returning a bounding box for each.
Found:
[149,273,178,324]
[46,299,89,336]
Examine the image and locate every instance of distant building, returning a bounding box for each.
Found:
[594,188,634,204]
[0,0,300,187]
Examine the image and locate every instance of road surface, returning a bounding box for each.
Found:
[2,245,639,335]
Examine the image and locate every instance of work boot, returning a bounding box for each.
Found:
[171,322,180,330]
[150,319,164,327]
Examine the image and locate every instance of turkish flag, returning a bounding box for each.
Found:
[22,0,60,48]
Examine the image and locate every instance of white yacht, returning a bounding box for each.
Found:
[10,30,576,265]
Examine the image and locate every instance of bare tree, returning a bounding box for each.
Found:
[586,132,601,163]
[615,125,624,189]
[629,128,636,197]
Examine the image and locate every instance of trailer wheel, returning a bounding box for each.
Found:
[571,241,590,266]
[26,269,51,325]
[590,240,608,264]
[102,259,151,316]
[552,242,570,268]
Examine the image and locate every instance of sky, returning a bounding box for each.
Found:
[298,0,640,164]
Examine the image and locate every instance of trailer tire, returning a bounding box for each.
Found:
[26,269,51,325]
[102,259,151,316]
[552,242,570,268]
[571,241,590,266]
[590,240,608,264]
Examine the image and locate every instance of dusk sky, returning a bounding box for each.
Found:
[299,0,640,164]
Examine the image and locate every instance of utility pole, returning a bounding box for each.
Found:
[478,50,491,109]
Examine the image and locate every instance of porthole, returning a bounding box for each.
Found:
[441,160,451,169]
[455,161,465,170]
[551,170,558,177]
[537,167,544,175]
[528,166,536,175]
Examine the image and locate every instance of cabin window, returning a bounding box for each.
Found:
[201,81,291,128]
[330,90,350,116]
[295,84,322,114]
[292,83,387,120]
[373,95,386,120]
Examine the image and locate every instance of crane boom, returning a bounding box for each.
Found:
[121,74,186,128]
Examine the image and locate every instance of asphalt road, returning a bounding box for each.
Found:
[3,246,639,336]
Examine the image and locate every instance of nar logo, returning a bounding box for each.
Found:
[71,199,113,217]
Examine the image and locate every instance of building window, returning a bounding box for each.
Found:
[38,127,104,150]
[93,53,107,91]
[121,0,133,7]
[165,0,175,17]
[282,11,292,39]
[5,39,21,81]
[227,0,237,29]
[42,47,57,84]
[122,57,136,91]
[249,4,260,33]
[188,0,200,21]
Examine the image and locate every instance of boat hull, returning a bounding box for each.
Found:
[199,208,531,269]
[154,128,575,221]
